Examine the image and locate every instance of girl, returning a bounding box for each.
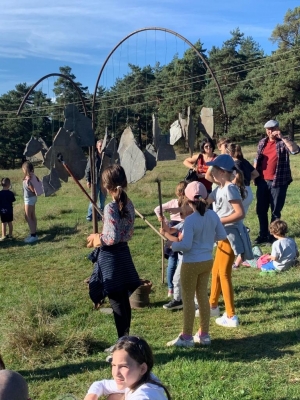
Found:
[206,154,252,328]
[165,181,227,347]
[183,137,217,193]
[22,161,38,243]
[84,336,171,400]
[87,165,140,347]
[154,181,187,297]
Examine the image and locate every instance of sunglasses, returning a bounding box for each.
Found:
[204,145,212,148]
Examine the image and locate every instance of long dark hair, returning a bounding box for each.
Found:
[175,181,187,207]
[22,161,34,179]
[199,137,215,154]
[102,165,128,218]
[188,197,207,216]
[113,336,172,399]
[227,143,244,160]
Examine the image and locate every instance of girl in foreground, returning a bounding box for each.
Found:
[84,336,171,400]
[165,181,227,347]
[87,165,140,345]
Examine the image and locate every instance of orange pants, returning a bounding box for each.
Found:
[209,239,235,318]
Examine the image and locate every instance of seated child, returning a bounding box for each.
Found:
[260,219,299,272]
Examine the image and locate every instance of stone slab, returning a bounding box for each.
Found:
[199,107,214,138]
[187,106,196,155]
[169,119,182,145]
[156,135,176,161]
[144,144,157,171]
[152,114,161,150]
[42,168,61,197]
[24,136,48,158]
[64,104,95,147]
[120,142,146,183]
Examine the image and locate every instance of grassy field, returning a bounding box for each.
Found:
[1,143,300,400]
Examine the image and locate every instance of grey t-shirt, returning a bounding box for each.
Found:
[272,237,298,271]
[209,183,242,225]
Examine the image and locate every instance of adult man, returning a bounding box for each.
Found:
[0,370,30,400]
[85,139,106,221]
[254,120,299,244]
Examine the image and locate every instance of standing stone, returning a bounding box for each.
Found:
[42,168,61,197]
[120,142,146,183]
[64,104,95,147]
[169,120,182,145]
[156,135,176,161]
[152,114,161,150]
[187,106,196,155]
[24,136,48,158]
[199,107,214,138]
[144,144,157,171]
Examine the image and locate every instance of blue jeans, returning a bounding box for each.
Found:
[87,183,106,220]
[256,179,288,238]
[167,252,178,290]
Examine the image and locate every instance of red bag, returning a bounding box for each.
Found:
[257,254,270,269]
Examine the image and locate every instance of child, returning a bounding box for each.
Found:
[260,220,299,272]
[87,165,140,349]
[206,155,252,328]
[84,336,171,399]
[22,161,38,243]
[165,181,227,347]
[154,181,187,297]
[0,178,16,240]
[159,204,193,311]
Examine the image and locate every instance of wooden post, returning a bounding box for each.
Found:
[156,179,165,283]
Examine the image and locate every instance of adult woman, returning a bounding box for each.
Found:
[87,165,140,345]
[84,336,171,400]
[165,181,227,347]
[183,138,217,193]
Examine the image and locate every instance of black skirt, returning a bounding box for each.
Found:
[96,242,140,296]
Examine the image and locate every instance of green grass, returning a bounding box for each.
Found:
[1,144,300,400]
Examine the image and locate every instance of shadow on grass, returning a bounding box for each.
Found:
[19,359,108,382]
[155,328,300,364]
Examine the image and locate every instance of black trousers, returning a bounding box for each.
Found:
[256,179,288,237]
[108,290,131,338]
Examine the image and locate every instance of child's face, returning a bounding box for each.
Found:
[112,349,147,390]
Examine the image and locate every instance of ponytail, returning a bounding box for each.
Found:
[114,186,128,218]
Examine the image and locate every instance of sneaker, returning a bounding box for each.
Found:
[232,263,239,270]
[216,313,239,328]
[267,234,276,244]
[104,344,115,353]
[167,289,173,297]
[0,236,7,241]
[24,236,38,243]
[166,334,194,347]
[193,333,211,346]
[253,236,268,245]
[86,217,92,222]
[210,306,220,317]
[163,299,183,310]
[195,309,199,317]
[105,355,112,363]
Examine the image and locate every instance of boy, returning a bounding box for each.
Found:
[0,178,16,240]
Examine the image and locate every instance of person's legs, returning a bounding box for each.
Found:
[243,185,253,215]
[8,221,13,237]
[173,253,182,301]
[256,179,270,238]
[195,260,213,334]
[99,186,106,211]
[24,204,37,234]
[167,253,178,291]
[1,222,6,237]
[210,239,235,317]
[108,290,131,338]
[209,242,223,308]
[270,183,288,222]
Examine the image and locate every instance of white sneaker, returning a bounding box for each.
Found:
[210,306,220,317]
[24,236,38,243]
[166,334,194,347]
[193,333,211,345]
[195,309,199,317]
[216,313,239,328]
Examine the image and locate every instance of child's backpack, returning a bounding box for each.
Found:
[257,254,271,269]
[29,174,44,196]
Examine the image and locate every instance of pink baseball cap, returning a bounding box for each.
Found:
[185,181,208,201]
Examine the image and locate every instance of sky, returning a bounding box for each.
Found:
[0,0,298,97]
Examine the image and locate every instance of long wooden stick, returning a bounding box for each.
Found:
[134,209,166,241]
[156,178,165,283]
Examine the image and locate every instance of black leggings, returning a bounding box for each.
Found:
[108,290,131,338]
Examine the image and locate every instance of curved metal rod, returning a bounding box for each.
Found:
[92,27,228,132]
[16,73,88,117]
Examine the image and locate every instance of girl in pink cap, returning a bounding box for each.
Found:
[164,181,227,347]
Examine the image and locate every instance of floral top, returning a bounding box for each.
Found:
[101,199,135,245]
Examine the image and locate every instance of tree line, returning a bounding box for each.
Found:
[0,7,300,169]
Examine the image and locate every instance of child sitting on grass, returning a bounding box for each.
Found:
[260,219,299,272]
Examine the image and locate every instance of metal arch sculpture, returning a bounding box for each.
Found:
[17,73,88,117]
[92,27,228,133]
